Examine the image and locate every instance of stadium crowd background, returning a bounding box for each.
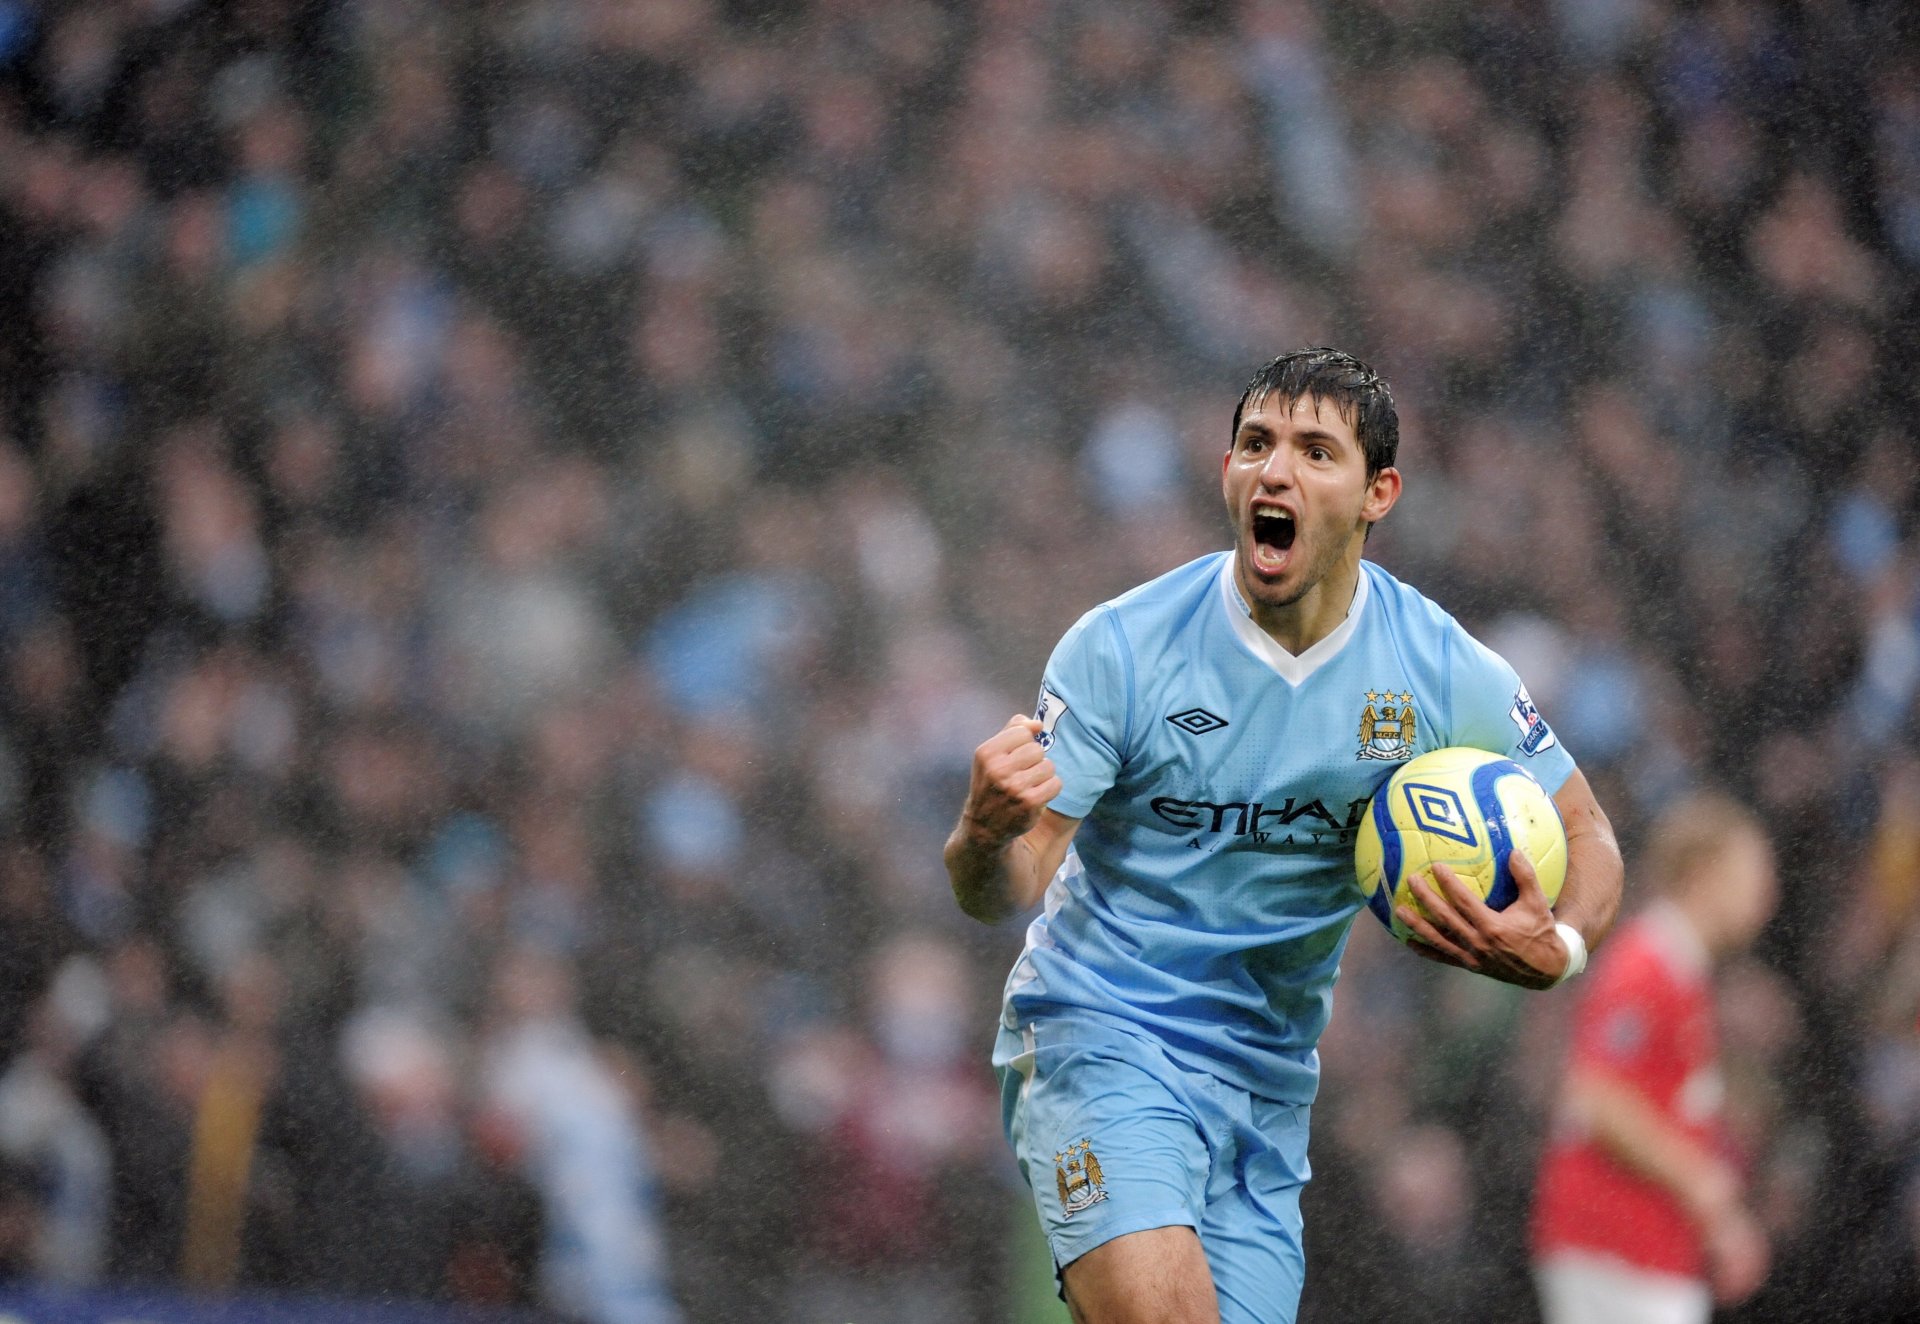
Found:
[0,0,1917,1321]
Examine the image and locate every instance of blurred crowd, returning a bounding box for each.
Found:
[0,0,1916,1321]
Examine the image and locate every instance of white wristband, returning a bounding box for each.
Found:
[1551,922,1588,986]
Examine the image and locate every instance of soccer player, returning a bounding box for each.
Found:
[945,348,1624,1324]
[1530,792,1776,1324]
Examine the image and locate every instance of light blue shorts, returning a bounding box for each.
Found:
[994,1014,1311,1324]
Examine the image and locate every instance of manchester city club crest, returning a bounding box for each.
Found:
[1054,1138,1108,1219]
[1357,690,1417,761]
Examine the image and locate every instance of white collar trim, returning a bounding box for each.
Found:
[1217,554,1370,685]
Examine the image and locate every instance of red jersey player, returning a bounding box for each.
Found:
[1531,792,1778,1324]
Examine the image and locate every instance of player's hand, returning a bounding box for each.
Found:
[1704,1204,1770,1306]
[1396,850,1568,990]
[958,715,1062,851]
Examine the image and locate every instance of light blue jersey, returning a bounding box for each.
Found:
[1003,551,1576,1102]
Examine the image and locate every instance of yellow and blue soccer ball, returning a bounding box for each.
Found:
[1354,746,1568,942]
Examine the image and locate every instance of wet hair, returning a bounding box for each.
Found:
[1230,348,1400,477]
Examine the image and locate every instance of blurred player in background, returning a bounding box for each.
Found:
[945,348,1625,1324]
[1531,792,1777,1324]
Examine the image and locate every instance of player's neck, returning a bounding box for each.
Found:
[1651,896,1716,970]
[1246,554,1363,656]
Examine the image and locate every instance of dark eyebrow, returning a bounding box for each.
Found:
[1238,422,1343,446]
[1233,418,1351,451]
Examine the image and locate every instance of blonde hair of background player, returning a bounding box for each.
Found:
[1641,791,1778,959]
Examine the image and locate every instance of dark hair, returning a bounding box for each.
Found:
[1230,348,1400,476]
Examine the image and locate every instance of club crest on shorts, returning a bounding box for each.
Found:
[1357,690,1417,761]
[1054,1138,1108,1218]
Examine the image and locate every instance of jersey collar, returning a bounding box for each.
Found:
[1218,553,1371,685]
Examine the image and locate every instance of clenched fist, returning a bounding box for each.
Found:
[960,714,1064,849]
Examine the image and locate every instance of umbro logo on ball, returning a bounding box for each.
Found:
[1166,708,1228,735]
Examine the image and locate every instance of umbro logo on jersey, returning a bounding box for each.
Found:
[1167,708,1228,735]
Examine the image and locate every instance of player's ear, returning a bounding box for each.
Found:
[1361,466,1401,525]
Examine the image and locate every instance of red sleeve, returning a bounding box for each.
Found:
[1567,938,1683,1108]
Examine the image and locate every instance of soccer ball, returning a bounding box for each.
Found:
[1354,746,1568,941]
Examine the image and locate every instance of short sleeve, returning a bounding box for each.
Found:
[1446,628,1578,794]
[1569,948,1672,1089]
[1034,606,1131,819]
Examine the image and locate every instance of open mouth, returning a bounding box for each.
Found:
[1251,508,1296,571]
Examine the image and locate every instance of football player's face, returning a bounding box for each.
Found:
[1716,828,1778,950]
[1221,392,1398,612]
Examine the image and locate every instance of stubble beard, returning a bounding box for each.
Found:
[1238,522,1352,612]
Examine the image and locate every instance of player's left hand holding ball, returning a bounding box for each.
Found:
[1398,852,1569,990]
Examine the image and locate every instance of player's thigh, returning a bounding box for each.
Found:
[1535,1251,1711,1324]
[998,1020,1214,1278]
[1198,1100,1309,1324]
[1061,1224,1218,1324]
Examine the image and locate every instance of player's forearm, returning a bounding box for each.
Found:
[1570,1071,1741,1228]
[945,822,1045,924]
[1555,798,1623,950]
